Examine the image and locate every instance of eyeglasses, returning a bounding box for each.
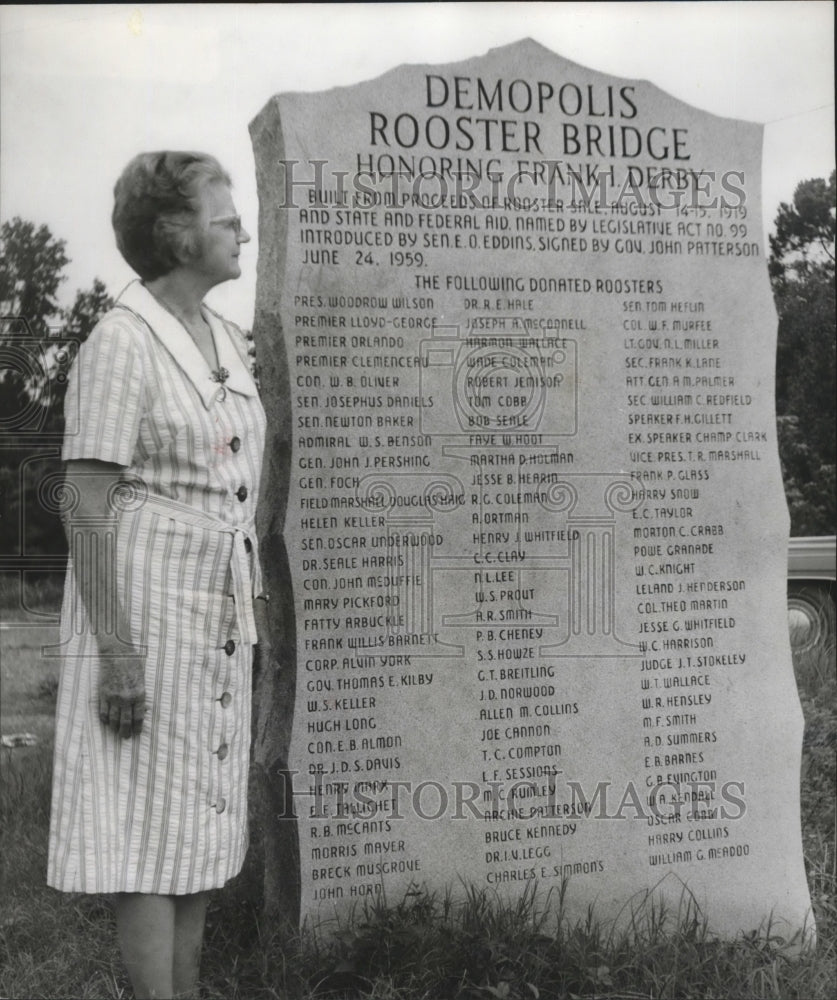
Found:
[209,214,244,236]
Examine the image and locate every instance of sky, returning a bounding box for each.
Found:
[1,2,834,328]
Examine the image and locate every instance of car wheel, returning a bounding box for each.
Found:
[787,582,836,653]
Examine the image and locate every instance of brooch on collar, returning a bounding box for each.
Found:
[210,367,230,400]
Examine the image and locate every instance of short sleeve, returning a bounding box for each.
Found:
[62,310,146,466]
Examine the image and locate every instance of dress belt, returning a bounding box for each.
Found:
[132,492,262,645]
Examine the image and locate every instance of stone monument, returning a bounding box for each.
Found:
[250,39,813,939]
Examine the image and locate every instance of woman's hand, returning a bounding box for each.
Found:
[98,645,146,738]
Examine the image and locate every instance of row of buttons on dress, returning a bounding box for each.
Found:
[229,436,249,504]
[213,435,248,814]
[214,685,232,817]
[214,729,229,813]
[213,655,236,812]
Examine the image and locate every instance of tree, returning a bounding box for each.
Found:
[769,172,836,535]
[1,218,71,439]
[0,218,70,336]
[770,173,835,278]
[1,220,113,441]
[1,218,113,564]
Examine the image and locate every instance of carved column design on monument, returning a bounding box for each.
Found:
[418,324,579,444]
[540,474,643,657]
[44,475,150,656]
[358,472,465,656]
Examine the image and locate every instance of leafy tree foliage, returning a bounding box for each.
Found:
[1,220,69,458]
[1,218,113,564]
[770,174,835,274]
[1,220,113,442]
[0,218,70,336]
[770,172,836,535]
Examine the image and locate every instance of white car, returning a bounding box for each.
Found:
[787,535,836,651]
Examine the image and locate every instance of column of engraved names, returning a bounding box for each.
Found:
[471,452,583,890]
[293,293,431,902]
[622,295,752,866]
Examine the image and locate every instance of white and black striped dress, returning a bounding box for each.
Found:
[47,280,266,895]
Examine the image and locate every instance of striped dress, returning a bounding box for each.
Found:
[47,280,266,895]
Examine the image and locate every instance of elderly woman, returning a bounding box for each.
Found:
[47,151,265,999]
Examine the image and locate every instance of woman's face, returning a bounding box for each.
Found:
[189,180,251,286]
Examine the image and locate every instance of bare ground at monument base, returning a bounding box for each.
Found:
[1,581,834,1000]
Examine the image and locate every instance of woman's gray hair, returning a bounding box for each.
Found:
[112,152,232,280]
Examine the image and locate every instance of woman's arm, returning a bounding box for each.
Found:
[64,458,146,738]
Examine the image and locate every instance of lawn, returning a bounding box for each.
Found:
[1,580,835,999]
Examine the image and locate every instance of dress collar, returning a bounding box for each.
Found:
[116,280,257,407]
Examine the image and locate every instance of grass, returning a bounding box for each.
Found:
[1,584,835,999]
